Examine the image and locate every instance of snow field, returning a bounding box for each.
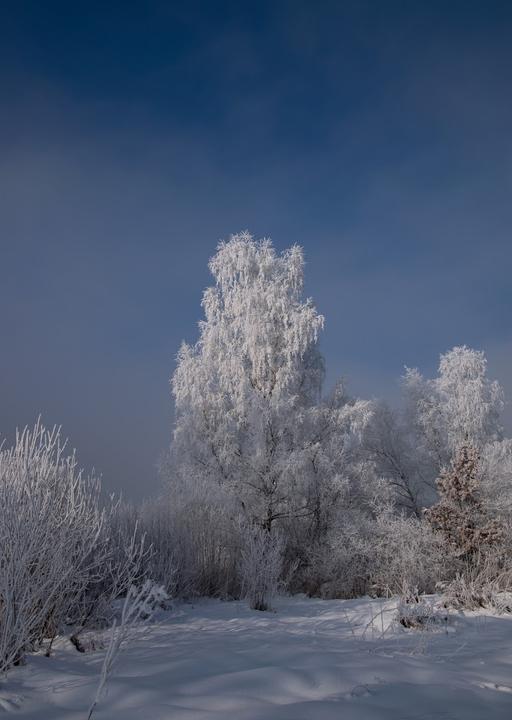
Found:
[1,595,512,719]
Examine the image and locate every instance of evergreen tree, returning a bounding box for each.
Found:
[425,445,502,564]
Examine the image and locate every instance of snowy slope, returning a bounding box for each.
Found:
[1,596,512,719]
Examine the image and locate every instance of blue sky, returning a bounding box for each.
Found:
[1,1,511,498]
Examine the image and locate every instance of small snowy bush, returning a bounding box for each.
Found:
[240,525,284,611]
[395,596,448,631]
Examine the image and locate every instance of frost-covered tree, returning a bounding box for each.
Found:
[479,439,512,517]
[363,402,426,516]
[363,347,510,516]
[404,346,504,463]
[425,445,503,564]
[424,444,509,609]
[171,232,371,536]
[398,346,508,508]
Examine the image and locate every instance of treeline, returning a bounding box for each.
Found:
[1,232,511,672]
[156,234,512,607]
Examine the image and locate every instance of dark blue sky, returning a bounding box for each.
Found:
[1,1,511,498]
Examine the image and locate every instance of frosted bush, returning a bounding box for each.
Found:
[240,525,284,611]
[0,421,104,672]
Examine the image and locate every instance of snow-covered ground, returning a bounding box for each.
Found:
[1,596,512,719]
